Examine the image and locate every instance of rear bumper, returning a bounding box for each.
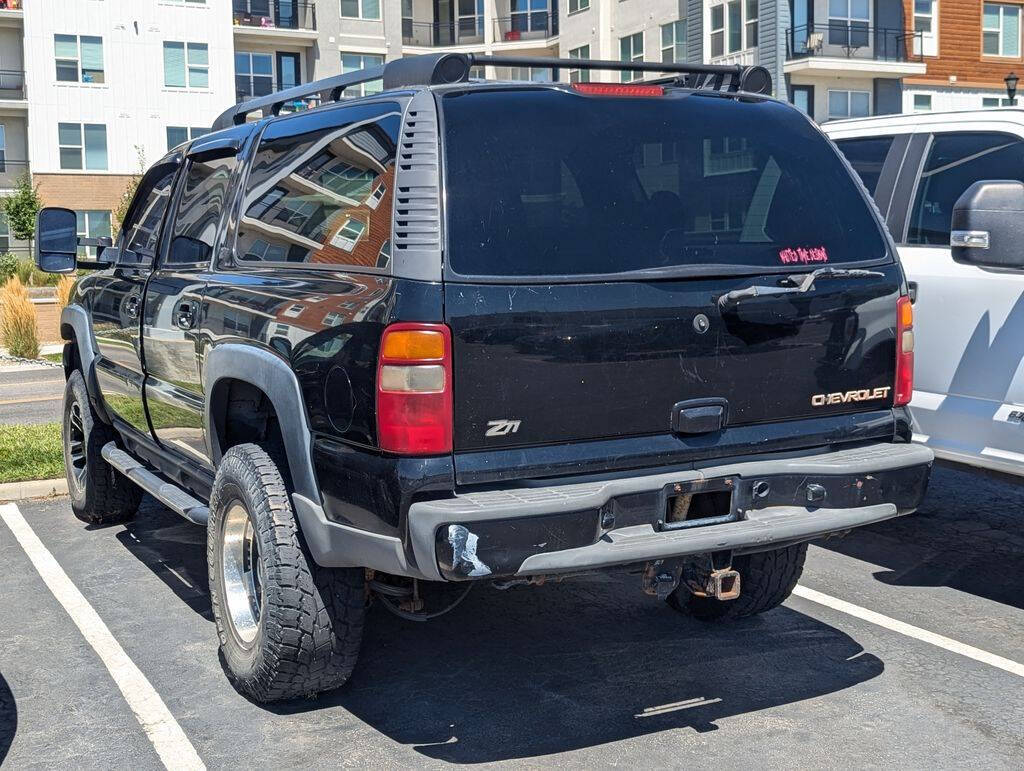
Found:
[294,442,933,581]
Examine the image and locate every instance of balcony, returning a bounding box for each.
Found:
[232,1,317,41]
[0,1,22,29]
[494,11,558,44]
[236,79,320,114]
[402,17,485,48]
[785,23,927,77]
[0,70,26,104]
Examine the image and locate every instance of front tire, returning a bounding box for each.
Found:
[668,543,808,621]
[207,443,365,702]
[62,370,142,525]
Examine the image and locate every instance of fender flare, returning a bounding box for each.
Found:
[203,343,320,504]
[60,304,112,424]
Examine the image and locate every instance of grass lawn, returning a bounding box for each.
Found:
[42,352,63,364]
[0,422,64,484]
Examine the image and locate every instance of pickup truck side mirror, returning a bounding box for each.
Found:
[35,207,78,273]
[951,180,1024,270]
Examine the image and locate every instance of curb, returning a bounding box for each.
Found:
[0,477,68,502]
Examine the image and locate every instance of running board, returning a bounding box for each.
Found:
[100,442,210,525]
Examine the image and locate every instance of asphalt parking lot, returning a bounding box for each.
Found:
[1,463,1023,769]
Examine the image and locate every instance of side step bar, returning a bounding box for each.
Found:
[101,442,210,525]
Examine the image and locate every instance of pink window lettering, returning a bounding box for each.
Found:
[778,246,829,264]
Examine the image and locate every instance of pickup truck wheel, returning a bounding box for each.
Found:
[62,370,142,525]
[207,443,365,703]
[668,543,808,621]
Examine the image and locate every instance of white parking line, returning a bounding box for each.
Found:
[0,503,205,771]
[793,584,1024,679]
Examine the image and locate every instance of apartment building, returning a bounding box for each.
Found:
[901,0,1024,111]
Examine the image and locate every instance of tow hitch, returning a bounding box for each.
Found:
[643,553,742,601]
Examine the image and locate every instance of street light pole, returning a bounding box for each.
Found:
[1005,71,1019,106]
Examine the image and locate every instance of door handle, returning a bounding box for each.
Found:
[124,294,141,319]
[176,300,197,330]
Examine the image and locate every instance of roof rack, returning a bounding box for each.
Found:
[213,53,773,131]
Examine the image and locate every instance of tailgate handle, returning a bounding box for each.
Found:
[671,398,727,435]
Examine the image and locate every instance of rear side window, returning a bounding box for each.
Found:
[441,89,888,277]
[235,102,400,269]
[908,132,1024,245]
[165,155,237,265]
[834,136,895,196]
[122,164,177,260]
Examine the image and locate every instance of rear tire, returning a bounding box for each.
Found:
[667,543,808,621]
[62,370,142,525]
[207,443,365,703]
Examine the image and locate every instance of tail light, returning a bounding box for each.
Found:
[572,83,665,97]
[376,323,453,455]
[894,295,914,406]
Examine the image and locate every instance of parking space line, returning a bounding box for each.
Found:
[0,503,205,771]
[793,584,1024,678]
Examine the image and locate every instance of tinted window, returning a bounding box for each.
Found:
[835,136,895,196]
[165,155,237,265]
[908,132,1024,245]
[122,165,178,259]
[442,90,888,277]
[235,103,400,268]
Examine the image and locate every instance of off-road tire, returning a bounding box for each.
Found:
[207,443,365,702]
[668,543,808,621]
[62,370,142,525]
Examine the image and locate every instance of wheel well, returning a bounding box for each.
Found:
[210,378,293,488]
[59,325,80,379]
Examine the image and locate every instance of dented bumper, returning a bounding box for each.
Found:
[294,442,932,581]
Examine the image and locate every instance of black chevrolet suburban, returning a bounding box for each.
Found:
[35,53,933,702]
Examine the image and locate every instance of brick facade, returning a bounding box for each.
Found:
[903,0,1024,90]
[33,173,136,215]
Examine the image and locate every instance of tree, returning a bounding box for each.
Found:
[1,173,41,247]
[113,145,146,238]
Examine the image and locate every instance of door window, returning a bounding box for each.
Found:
[907,132,1024,245]
[165,155,238,265]
[834,136,895,196]
[121,164,179,261]
[235,103,399,269]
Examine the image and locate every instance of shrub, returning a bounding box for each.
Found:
[0,253,17,282]
[0,276,39,358]
[1,173,41,245]
[14,257,32,284]
[55,274,76,310]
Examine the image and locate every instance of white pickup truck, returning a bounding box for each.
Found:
[824,109,1024,479]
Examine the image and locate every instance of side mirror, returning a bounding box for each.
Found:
[951,180,1024,270]
[35,207,78,273]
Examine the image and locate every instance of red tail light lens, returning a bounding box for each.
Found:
[572,83,665,97]
[894,295,914,407]
[376,323,453,455]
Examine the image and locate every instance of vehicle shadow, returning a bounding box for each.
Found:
[114,497,885,764]
[818,464,1024,611]
[0,669,15,765]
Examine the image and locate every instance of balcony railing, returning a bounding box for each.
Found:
[786,23,922,62]
[0,70,25,99]
[0,1,24,10]
[402,17,484,47]
[232,0,316,31]
[494,11,558,43]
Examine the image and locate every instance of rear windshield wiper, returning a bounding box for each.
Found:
[717,267,886,311]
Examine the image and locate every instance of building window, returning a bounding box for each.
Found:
[661,21,686,63]
[745,0,758,47]
[330,217,366,252]
[58,123,107,170]
[983,96,1016,107]
[235,51,273,99]
[341,52,383,96]
[76,210,112,258]
[913,93,932,111]
[167,126,210,150]
[727,1,741,52]
[164,42,209,89]
[0,124,6,173]
[619,32,644,83]
[55,34,104,84]
[984,3,1021,57]
[569,44,590,82]
[790,84,813,119]
[828,0,870,47]
[0,213,9,252]
[377,240,391,269]
[568,0,588,12]
[710,5,725,57]
[913,0,938,56]
[340,0,380,20]
[506,66,553,81]
[827,89,870,120]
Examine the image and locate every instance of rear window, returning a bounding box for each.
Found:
[441,89,889,277]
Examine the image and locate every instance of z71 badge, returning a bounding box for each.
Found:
[811,386,891,407]
[485,419,522,437]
